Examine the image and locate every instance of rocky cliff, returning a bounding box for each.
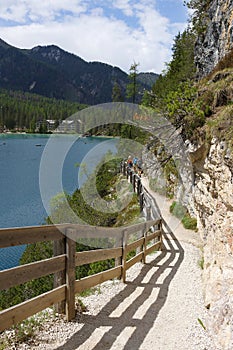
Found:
[193,1,233,346]
[144,130,233,349]
[194,139,233,349]
[195,0,233,77]
[145,1,233,342]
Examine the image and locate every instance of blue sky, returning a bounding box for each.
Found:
[0,0,189,73]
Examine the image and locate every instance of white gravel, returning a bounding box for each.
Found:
[1,237,216,350]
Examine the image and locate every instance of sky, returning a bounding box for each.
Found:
[0,0,190,74]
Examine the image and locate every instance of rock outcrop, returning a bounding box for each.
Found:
[144,137,233,349]
[195,0,233,77]
[194,139,233,349]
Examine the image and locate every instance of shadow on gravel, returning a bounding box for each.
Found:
[55,224,184,350]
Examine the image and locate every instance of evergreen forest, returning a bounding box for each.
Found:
[0,90,87,132]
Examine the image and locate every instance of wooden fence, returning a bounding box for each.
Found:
[0,218,162,332]
[0,162,163,332]
[120,160,158,220]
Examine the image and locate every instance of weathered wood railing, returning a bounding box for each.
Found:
[0,218,162,332]
[120,161,144,211]
[120,161,159,220]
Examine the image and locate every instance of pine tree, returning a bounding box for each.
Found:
[126,62,140,103]
[112,81,124,102]
[153,29,196,99]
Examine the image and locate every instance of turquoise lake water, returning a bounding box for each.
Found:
[0,134,117,270]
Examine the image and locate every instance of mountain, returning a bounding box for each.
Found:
[0,39,159,105]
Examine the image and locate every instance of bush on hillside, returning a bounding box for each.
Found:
[170,201,197,230]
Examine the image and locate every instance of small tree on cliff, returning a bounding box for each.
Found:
[126,62,140,103]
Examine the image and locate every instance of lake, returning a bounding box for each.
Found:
[0,133,117,270]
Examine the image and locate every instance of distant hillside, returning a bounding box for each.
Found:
[0,39,159,105]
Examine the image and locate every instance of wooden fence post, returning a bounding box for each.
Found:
[137,178,141,195]
[132,173,136,192]
[146,205,151,221]
[159,220,163,251]
[65,232,76,321]
[139,192,144,212]
[136,229,144,263]
[129,170,133,184]
[53,238,66,314]
[126,166,129,179]
[123,161,126,176]
[121,229,128,283]
[143,223,148,264]
[115,232,123,278]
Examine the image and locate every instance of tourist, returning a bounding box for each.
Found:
[127,155,133,168]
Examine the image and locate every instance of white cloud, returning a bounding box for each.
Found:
[0,0,187,73]
[0,0,86,22]
[112,0,134,17]
[0,0,27,22]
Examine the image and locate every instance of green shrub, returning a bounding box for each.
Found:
[170,201,187,219]
[126,249,136,261]
[181,214,197,230]
[170,201,197,230]
[88,259,114,276]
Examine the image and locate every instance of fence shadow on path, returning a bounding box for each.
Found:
[55,223,184,350]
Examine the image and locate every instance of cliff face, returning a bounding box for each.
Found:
[144,2,233,347]
[195,0,233,77]
[193,2,233,347]
[194,140,233,349]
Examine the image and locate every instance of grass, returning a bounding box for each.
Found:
[0,340,7,350]
[198,256,204,270]
[79,286,101,297]
[76,298,87,313]
[0,309,54,348]
[198,318,206,330]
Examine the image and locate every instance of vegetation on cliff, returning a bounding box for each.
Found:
[146,1,232,145]
[143,28,206,141]
[142,1,233,222]
[197,49,233,147]
[184,0,212,35]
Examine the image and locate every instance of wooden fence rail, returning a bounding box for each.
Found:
[0,218,162,332]
[0,163,163,332]
[120,160,158,220]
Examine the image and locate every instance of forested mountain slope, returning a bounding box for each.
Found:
[0,39,158,105]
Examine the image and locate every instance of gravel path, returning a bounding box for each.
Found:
[2,179,217,350]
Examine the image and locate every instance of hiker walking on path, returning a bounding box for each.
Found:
[127,155,133,168]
